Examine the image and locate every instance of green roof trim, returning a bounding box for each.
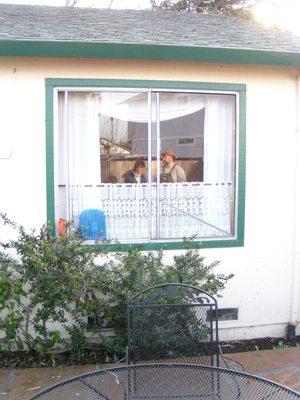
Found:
[2,40,300,67]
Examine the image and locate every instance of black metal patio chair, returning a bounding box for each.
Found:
[127,283,244,370]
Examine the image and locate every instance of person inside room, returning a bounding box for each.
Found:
[123,160,147,183]
[160,149,186,183]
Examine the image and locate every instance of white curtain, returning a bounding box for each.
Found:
[68,93,101,185]
[98,92,206,122]
[57,93,68,219]
[203,95,235,182]
[69,183,233,240]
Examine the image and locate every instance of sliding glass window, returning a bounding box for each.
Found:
[56,89,237,243]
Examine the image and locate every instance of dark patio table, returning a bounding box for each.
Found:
[27,363,300,400]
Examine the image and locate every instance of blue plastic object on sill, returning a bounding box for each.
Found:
[78,209,107,241]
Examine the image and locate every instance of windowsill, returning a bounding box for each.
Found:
[83,235,242,252]
[85,235,236,244]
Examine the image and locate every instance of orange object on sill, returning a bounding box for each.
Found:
[57,218,67,237]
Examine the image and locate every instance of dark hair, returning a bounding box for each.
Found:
[133,160,145,172]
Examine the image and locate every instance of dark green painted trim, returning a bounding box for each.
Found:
[45,78,246,250]
[2,40,300,67]
[45,83,55,233]
[45,78,246,92]
[237,90,246,247]
[91,238,243,252]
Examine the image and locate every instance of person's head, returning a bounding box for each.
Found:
[133,160,146,175]
[162,149,176,166]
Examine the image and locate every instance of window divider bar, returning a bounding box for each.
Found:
[156,93,161,239]
[147,90,152,242]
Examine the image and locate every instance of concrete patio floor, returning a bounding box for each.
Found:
[0,347,299,400]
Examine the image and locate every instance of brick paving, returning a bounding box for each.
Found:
[0,348,299,400]
[228,347,300,392]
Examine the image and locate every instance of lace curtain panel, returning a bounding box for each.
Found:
[62,182,234,241]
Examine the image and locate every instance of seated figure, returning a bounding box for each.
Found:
[123,160,147,184]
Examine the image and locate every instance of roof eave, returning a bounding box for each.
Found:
[1,40,300,67]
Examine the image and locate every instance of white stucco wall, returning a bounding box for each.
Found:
[0,57,299,341]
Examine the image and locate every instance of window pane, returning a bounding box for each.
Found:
[56,89,237,243]
[157,92,236,239]
[57,90,150,241]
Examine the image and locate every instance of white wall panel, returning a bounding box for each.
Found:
[0,57,299,339]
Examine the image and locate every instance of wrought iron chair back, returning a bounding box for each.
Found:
[127,283,220,366]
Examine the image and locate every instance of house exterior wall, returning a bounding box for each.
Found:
[0,57,299,340]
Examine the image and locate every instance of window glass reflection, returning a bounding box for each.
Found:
[57,90,236,242]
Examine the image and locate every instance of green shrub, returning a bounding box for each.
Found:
[0,213,102,360]
[0,214,233,362]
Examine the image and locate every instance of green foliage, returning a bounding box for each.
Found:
[0,213,101,359]
[272,340,290,350]
[93,239,233,356]
[151,0,255,19]
[0,214,233,362]
[131,305,214,361]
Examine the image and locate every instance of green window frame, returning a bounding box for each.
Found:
[45,78,246,251]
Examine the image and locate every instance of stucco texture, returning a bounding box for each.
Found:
[0,57,299,340]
